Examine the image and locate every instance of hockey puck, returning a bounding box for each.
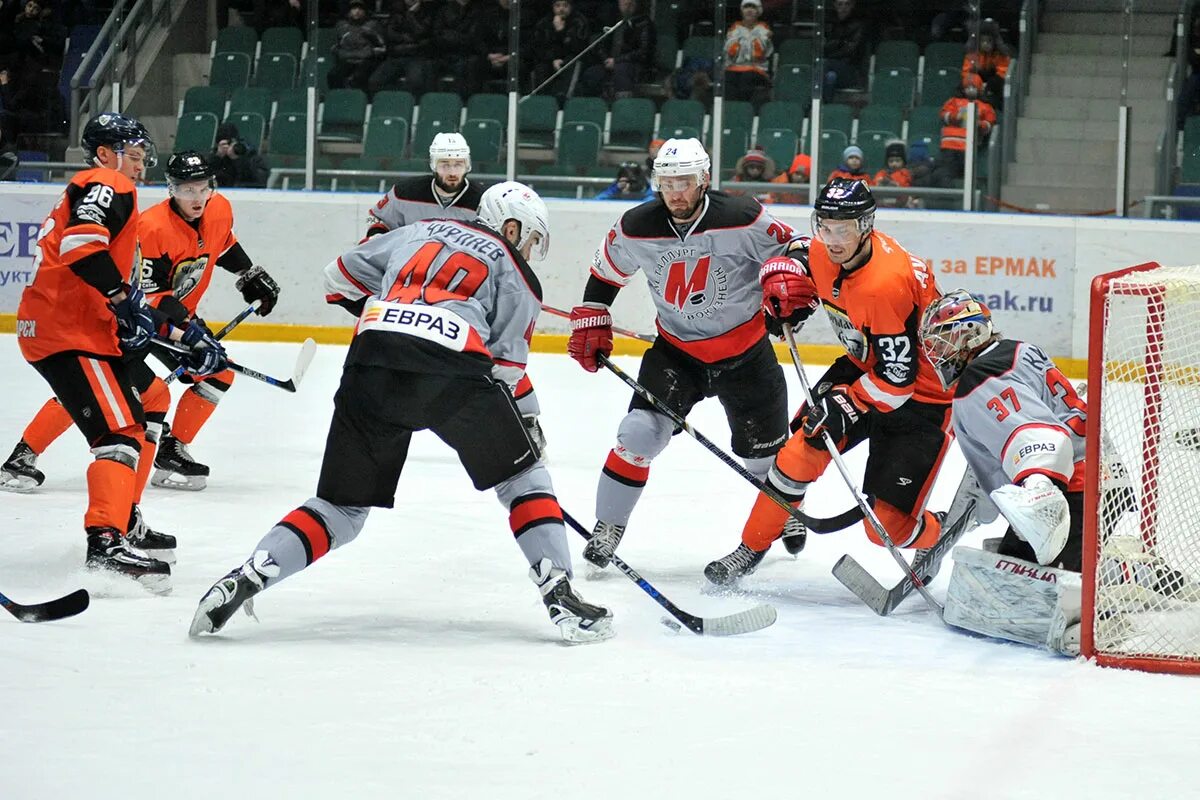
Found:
[660,616,683,633]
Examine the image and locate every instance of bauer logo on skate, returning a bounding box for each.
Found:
[359,299,469,351]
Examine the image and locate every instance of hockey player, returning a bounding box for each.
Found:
[567,136,808,569]
[13,113,227,591]
[190,182,614,644]
[705,178,953,584]
[0,151,280,493]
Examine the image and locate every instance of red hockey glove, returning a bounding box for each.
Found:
[567,303,613,372]
[759,256,819,337]
[801,385,864,444]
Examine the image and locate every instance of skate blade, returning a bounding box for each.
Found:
[781,534,807,557]
[151,469,206,491]
[0,472,40,493]
[188,606,217,637]
[557,615,615,644]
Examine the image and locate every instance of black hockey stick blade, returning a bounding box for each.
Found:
[796,499,871,533]
[0,588,89,622]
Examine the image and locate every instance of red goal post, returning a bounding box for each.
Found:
[1082,261,1200,674]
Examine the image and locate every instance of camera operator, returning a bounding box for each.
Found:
[210,122,268,188]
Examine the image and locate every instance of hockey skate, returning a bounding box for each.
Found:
[583,520,626,569]
[530,558,614,644]
[1098,536,1200,608]
[189,557,270,637]
[152,428,209,491]
[781,515,807,556]
[0,440,45,493]
[125,505,178,564]
[705,543,767,586]
[86,528,172,594]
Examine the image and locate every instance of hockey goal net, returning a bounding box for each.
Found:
[1083,262,1200,673]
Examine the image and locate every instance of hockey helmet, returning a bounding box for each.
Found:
[651,137,710,191]
[166,150,215,186]
[429,131,472,173]
[477,181,551,261]
[81,112,158,168]
[811,178,876,246]
[919,289,997,389]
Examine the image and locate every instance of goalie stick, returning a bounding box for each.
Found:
[156,337,317,393]
[562,511,777,636]
[0,588,89,623]
[831,469,984,616]
[164,302,260,385]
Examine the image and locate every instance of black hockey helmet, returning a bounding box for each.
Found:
[80,112,158,168]
[166,150,215,185]
[813,178,876,221]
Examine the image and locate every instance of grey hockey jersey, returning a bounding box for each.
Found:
[952,339,1087,496]
[325,218,541,388]
[589,191,804,363]
[363,175,484,240]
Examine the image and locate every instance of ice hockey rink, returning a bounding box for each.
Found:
[2,338,1198,800]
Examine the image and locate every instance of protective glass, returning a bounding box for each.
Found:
[655,174,701,193]
[810,214,861,246]
[119,139,158,168]
[435,159,468,177]
[172,182,215,201]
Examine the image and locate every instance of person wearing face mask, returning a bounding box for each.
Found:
[705,178,956,585]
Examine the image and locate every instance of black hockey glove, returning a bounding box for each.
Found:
[801,385,865,445]
[236,266,280,316]
[108,283,157,354]
[179,319,229,378]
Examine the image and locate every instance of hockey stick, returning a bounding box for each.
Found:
[831,469,983,616]
[540,304,656,343]
[155,337,317,393]
[597,353,860,534]
[0,588,89,623]
[561,510,777,636]
[780,324,944,616]
[164,302,260,385]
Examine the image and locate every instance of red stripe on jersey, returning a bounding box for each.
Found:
[281,508,332,561]
[602,238,635,278]
[588,268,625,288]
[336,257,371,296]
[655,312,765,364]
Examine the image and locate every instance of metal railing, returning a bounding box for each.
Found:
[1156,0,1196,197]
[1001,0,1039,183]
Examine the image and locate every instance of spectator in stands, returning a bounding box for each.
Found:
[434,0,486,97]
[729,147,777,201]
[724,0,773,107]
[251,0,305,33]
[0,61,60,137]
[476,0,536,95]
[211,122,269,188]
[595,161,654,200]
[329,0,385,91]
[932,73,995,188]
[9,0,64,76]
[578,0,655,100]
[827,144,871,183]
[822,0,868,101]
[530,0,591,99]
[767,152,810,204]
[1178,12,1200,128]
[872,139,917,207]
[963,18,1010,110]
[368,0,437,98]
[930,1,973,43]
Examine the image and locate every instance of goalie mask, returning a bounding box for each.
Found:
[919,289,997,389]
[477,181,550,261]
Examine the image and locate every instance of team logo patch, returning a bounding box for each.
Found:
[170,255,210,299]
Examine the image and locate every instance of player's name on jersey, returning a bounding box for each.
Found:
[359,299,470,351]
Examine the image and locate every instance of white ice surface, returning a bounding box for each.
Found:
[2,338,1198,800]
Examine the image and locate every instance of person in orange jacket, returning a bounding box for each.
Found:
[962,18,1011,109]
[768,153,811,204]
[872,139,916,207]
[932,73,995,188]
[827,144,871,184]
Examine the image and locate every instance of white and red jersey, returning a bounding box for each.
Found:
[363,176,483,240]
[590,191,803,363]
[952,339,1087,494]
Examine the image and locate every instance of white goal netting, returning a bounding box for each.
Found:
[1090,265,1200,670]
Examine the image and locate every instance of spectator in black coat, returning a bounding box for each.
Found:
[9,0,65,75]
[530,0,590,98]
[211,122,269,188]
[328,0,385,91]
[475,0,535,95]
[578,0,655,100]
[822,0,868,101]
[434,0,486,97]
[368,0,437,97]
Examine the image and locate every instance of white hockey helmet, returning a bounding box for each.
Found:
[651,137,711,191]
[477,181,551,261]
[429,131,471,172]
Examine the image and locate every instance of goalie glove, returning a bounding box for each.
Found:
[236,266,280,316]
[989,474,1069,566]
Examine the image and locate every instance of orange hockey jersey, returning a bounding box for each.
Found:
[807,230,951,411]
[137,192,238,316]
[17,168,140,362]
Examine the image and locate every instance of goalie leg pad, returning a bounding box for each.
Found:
[943,545,1081,655]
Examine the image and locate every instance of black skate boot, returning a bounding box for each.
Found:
[86,527,172,594]
[781,515,807,556]
[583,520,626,569]
[530,558,614,644]
[189,557,270,637]
[705,543,767,586]
[152,426,209,491]
[0,440,45,493]
[125,505,178,564]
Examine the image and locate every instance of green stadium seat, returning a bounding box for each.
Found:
[301,53,332,91]
[921,67,961,107]
[820,103,853,137]
[873,40,919,75]
[364,115,409,158]
[923,41,964,74]
[557,121,602,169]
[659,125,700,141]
[775,63,813,105]
[721,101,754,139]
[372,90,414,124]
[417,92,463,129]
[857,104,903,138]
[855,130,891,173]
[466,93,508,126]
[776,37,814,66]
[719,126,749,170]
[759,128,798,171]
[907,105,941,149]
[320,88,367,141]
[758,100,804,134]
[607,97,655,151]
[182,86,227,118]
[311,27,337,59]
[209,52,251,90]
[275,87,308,115]
[228,87,272,121]
[269,112,308,156]
[215,26,257,57]
[175,112,219,152]
[816,129,848,179]
[656,33,679,74]
[871,68,916,108]
[413,116,455,155]
[518,94,558,148]
[563,96,607,129]
[658,99,704,139]
[223,111,265,151]
[255,53,296,91]
[681,35,717,62]
[338,156,389,193]
[261,26,303,61]
[462,119,502,164]
[313,155,337,190]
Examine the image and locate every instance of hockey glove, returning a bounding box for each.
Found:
[236,266,280,316]
[567,303,614,373]
[179,318,229,378]
[759,256,819,337]
[801,384,864,444]
[108,283,157,354]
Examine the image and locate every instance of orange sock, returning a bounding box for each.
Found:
[869,502,942,549]
[133,377,171,505]
[741,491,798,552]
[132,430,155,505]
[22,398,74,455]
[84,458,136,532]
[171,387,219,444]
